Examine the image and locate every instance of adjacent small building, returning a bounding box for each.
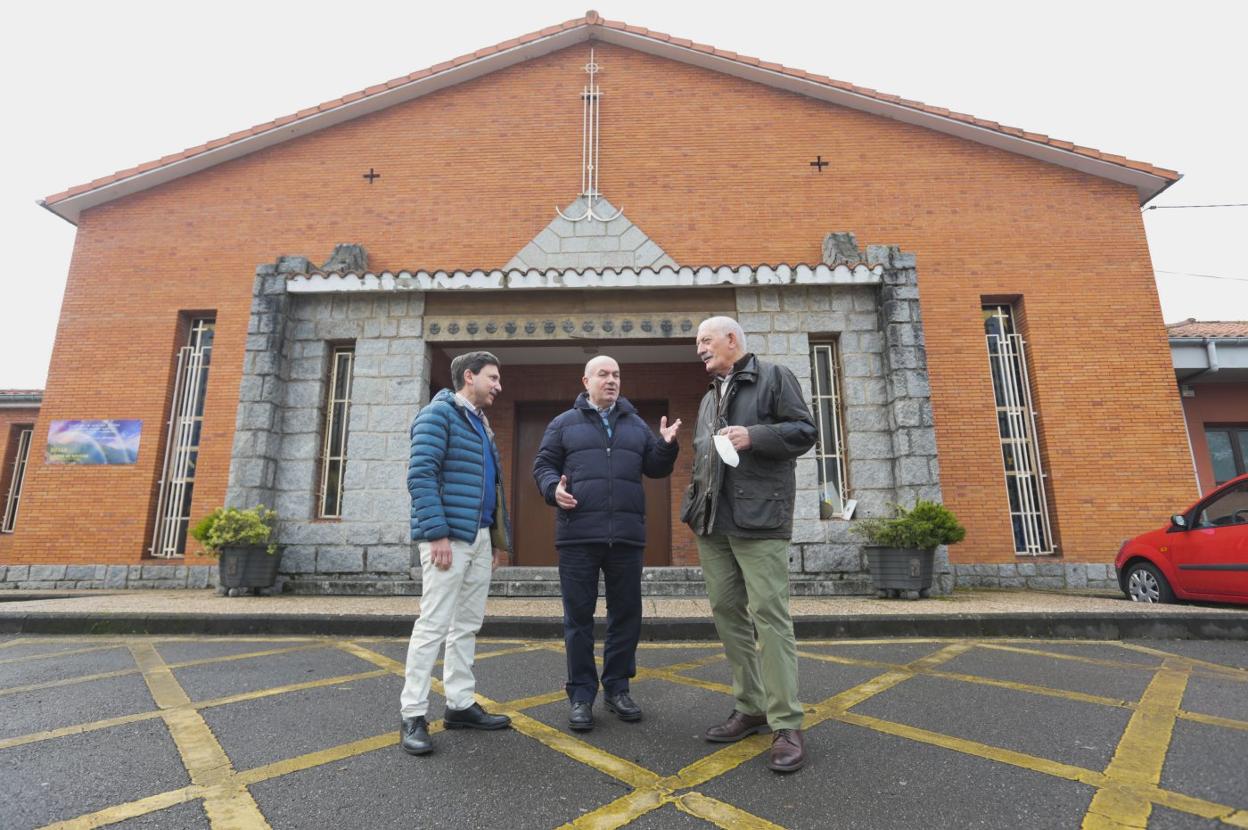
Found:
[1169,320,1248,494]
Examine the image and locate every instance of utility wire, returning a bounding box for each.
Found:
[1155,269,1248,283]
[1143,203,1248,211]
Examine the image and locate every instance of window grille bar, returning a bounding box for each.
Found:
[809,341,848,513]
[318,347,354,518]
[2,427,33,533]
[985,306,1054,555]
[150,320,213,558]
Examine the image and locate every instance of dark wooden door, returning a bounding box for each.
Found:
[512,401,671,566]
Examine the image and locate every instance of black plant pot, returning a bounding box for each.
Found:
[218,545,281,590]
[865,546,934,599]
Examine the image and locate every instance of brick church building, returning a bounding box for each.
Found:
[0,12,1194,594]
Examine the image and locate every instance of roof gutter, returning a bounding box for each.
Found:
[0,394,42,409]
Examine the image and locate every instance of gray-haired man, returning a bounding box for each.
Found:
[682,316,817,772]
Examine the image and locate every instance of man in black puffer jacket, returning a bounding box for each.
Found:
[533,356,681,732]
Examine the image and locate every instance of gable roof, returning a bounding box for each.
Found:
[39,10,1179,225]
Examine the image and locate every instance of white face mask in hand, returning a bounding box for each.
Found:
[713,433,740,467]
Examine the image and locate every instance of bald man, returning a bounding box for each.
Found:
[533,356,681,731]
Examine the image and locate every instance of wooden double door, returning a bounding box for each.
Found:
[512,401,671,566]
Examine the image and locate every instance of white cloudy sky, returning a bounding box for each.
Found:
[2,0,1245,389]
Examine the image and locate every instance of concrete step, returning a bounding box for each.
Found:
[283,567,876,598]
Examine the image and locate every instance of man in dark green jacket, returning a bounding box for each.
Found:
[682,316,817,773]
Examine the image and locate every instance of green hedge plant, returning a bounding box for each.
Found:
[189,506,278,556]
[851,500,966,551]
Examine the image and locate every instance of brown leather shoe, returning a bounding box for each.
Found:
[704,710,769,743]
[768,728,806,773]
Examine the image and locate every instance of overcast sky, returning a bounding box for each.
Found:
[2,0,1245,389]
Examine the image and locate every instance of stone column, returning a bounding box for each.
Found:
[225,256,308,510]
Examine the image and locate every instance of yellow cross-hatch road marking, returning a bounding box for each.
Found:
[17,636,1248,830]
[1082,661,1191,830]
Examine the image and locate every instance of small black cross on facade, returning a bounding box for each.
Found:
[809,155,829,173]
[362,168,381,184]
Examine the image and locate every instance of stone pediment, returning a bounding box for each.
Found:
[504,197,677,272]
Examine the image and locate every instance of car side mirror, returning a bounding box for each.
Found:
[1170,514,1188,531]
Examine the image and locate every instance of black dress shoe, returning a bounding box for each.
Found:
[603,691,642,722]
[443,702,510,730]
[569,700,594,731]
[400,716,432,755]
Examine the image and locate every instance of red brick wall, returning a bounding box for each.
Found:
[18,41,1193,566]
[1181,383,1248,494]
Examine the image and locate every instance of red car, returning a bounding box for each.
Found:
[1116,472,1248,605]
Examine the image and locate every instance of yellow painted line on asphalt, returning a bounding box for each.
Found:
[39,785,203,830]
[569,645,973,829]
[1115,641,1248,682]
[555,789,668,830]
[636,666,734,697]
[128,642,270,829]
[0,642,128,665]
[0,670,388,753]
[507,711,662,789]
[0,709,165,752]
[0,637,23,648]
[0,667,140,697]
[499,689,569,711]
[1082,661,1190,829]
[237,726,442,787]
[673,791,787,830]
[195,669,390,711]
[795,637,950,646]
[976,642,1160,673]
[165,642,329,669]
[1179,709,1248,733]
[925,668,1133,709]
[0,642,331,698]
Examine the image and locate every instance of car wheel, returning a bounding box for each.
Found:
[1124,562,1174,604]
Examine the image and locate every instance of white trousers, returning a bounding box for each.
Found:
[399,527,494,717]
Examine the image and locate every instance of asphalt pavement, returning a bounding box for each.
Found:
[2,632,1246,829]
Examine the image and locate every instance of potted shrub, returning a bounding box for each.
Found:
[190,506,282,595]
[851,500,965,599]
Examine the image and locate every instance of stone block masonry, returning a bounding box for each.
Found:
[228,252,428,591]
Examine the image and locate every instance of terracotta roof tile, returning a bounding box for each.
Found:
[42,12,1180,207]
[1166,319,1248,338]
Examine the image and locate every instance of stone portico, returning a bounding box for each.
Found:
[223,218,947,596]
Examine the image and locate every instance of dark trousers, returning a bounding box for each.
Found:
[557,543,644,703]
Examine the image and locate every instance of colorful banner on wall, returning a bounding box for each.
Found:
[45,419,142,465]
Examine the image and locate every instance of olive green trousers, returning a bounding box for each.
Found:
[695,533,803,730]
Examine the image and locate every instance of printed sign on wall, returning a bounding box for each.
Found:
[45,420,142,465]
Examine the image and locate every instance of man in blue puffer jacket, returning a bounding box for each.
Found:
[533,355,681,732]
[399,351,512,757]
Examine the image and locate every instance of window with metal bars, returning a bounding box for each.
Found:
[983,305,1055,554]
[2,426,33,533]
[318,345,355,518]
[809,340,848,515]
[150,318,214,557]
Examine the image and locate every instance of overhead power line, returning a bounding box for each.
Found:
[1143,203,1248,211]
[1155,269,1248,283]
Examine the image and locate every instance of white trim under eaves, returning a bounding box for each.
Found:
[39,23,1174,225]
[286,263,883,293]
